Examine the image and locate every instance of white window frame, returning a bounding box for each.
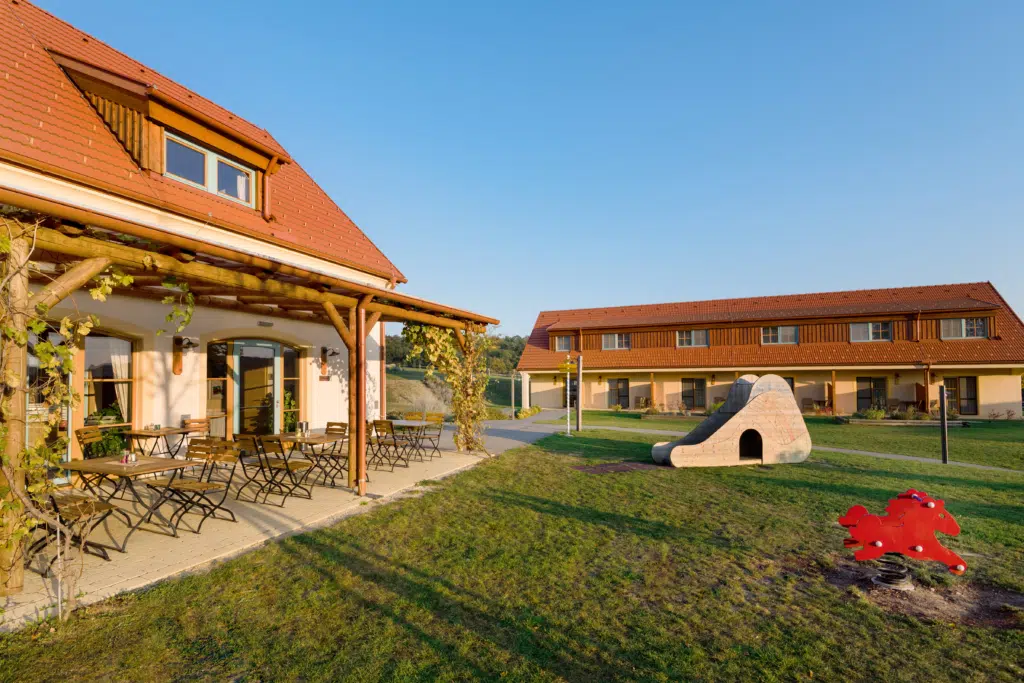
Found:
[761,326,798,345]
[850,321,892,343]
[676,329,708,348]
[940,317,988,340]
[164,131,256,208]
[602,333,631,350]
[554,335,571,352]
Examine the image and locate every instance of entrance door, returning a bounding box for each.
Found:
[563,377,579,408]
[608,379,629,409]
[233,340,281,435]
[856,377,886,412]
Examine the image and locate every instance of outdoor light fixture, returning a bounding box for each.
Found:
[321,346,340,357]
[180,338,199,350]
[710,374,716,385]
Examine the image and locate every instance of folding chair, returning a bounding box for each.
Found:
[75,425,106,459]
[371,420,410,471]
[422,413,445,459]
[308,422,349,487]
[25,492,117,577]
[262,436,314,503]
[147,439,239,534]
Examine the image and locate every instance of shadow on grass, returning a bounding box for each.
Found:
[811,461,1024,496]
[277,533,669,680]
[747,476,1023,526]
[532,433,655,463]
[485,490,689,542]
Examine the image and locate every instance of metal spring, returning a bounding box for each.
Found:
[873,554,914,590]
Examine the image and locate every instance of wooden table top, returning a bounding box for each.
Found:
[271,433,347,444]
[62,456,195,477]
[125,427,192,437]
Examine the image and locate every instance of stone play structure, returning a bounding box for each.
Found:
[651,374,811,467]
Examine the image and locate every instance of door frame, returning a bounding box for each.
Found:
[231,339,283,436]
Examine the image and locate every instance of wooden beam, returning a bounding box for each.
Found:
[453,329,468,354]
[27,257,111,312]
[322,301,355,349]
[1,233,30,595]
[831,369,837,415]
[366,311,382,331]
[356,304,368,496]
[347,306,358,489]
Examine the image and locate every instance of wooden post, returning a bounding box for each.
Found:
[924,366,931,417]
[831,369,837,415]
[649,372,655,410]
[939,385,949,464]
[576,355,583,431]
[1,232,30,595]
[356,300,368,496]
[27,257,111,312]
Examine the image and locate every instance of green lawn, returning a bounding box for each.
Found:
[540,411,1024,470]
[2,430,1022,681]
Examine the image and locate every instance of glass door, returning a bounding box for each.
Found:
[27,331,72,483]
[233,340,281,435]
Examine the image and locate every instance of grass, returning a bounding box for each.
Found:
[540,411,1024,470]
[2,430,1022,681]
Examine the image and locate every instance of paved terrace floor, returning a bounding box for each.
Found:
[1,417,557,632]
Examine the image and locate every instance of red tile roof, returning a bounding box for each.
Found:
[518,282,1024,371]
[0,0,405,283]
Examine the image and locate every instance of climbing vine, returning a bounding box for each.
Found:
[0,213,193,617]
[402,324,493,452]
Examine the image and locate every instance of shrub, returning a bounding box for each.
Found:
[1007,409,1017,420]
[914,410,931,421]
[988,410,1004,420]
[515,405,541,419]
[611,403,623,412]
[707,400,724,415]
[484,406,510,420]
[853,408,886,420]
[644,403,661,415]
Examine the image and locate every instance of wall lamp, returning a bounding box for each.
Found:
[321,346,340,358]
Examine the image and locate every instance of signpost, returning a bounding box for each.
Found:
[557,356,577,436]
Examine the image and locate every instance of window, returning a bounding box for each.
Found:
[676,329,708,347]
[554,336,571,352]
[944,377,978,415]
[850,321,892,342]
[562,377,579,408]
[856,377,887,412]
[164,132,255,207]
[762,326,798,345]
[84,334,134,427]
[783,377,795,393]
[680,378,707,410]
[940,318,988,340]
[608,379,629,408]
[602,333,631,350]
[282,346,301,433]
[206,342,229,439]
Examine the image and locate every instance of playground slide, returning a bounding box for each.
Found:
[651,374,811,468]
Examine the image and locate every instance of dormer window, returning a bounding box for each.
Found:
[940,318,988,340]
[164,132,255,207]
[850,322,891,342]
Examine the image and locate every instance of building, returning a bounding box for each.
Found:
[517,283,1024,419]
[0,1,496,481]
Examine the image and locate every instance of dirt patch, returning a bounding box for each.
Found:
[827,561,1024,629]
[573,462,665,475]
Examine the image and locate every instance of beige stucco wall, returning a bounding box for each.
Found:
[44,291,384,433]
[530,368,1023,418]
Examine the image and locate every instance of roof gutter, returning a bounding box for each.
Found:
[0,185,497,325]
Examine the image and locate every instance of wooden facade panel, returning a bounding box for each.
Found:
[86,92,147,167]
[798,322,848,344]
[710,327,758,346]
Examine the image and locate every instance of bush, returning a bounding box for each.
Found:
[914,410,931,421]
[515,405,541,419]
[1007,409,1017,420]
[644,403,661,415]
[611,404,623,412]
[707,400,724,415]
[853,408,886,420]
[988,410,1004,420]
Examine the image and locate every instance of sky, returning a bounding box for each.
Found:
[37,1,1024,336]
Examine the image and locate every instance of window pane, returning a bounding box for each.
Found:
[283,346,299,378]
[693,329,708,346]
[940,319,962,339]
[780,326,797,344]
[618,334,631,349]
[283,378,300,432]
[966,318,987,338]
[85,381,130,424]
[555,336,570,352]
[677,331,689,347]
[166,138,206,185]
[85,335,132,380]
[850,323,869,342]
[207,342,228,379]
[206,379,227,415]
[602,334,616,350]
[217,160,251,202]
[871,322,891,341]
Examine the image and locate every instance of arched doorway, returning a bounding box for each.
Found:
[207,340,301,437]
[739,429,762,461]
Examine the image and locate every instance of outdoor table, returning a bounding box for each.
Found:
[126,427,192,458]
[274,432,348,487]
[63,456,196,551]
[390,420,430,462]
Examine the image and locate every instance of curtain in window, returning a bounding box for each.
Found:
[108,338,132,421]
[940,319,962,339]
[850,323,870,342]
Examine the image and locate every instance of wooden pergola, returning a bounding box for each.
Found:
[5,207,497,498]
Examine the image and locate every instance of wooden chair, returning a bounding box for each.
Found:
[147,439,239,534]
[422,413,445,459]
[309,422,349,487]
[800,398,815,413]
[260,436,314,503]
[403,412,425,421]
[75,425,106,459]
[25,492,117,577]
[370,420,410,471]
[887,399,901,414]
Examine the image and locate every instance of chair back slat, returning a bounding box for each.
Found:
[403,412,424,421]
[372,420,395,436]
[183,418,211,433]
[75,426,104,447]
[325,422,348,435]
[261,437,286,455]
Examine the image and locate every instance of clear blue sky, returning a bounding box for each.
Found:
[39,1,1024,336]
